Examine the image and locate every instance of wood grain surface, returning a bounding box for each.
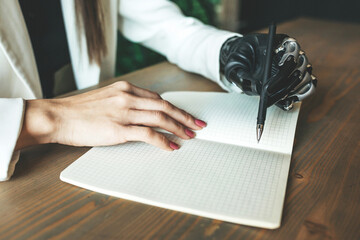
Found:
[1,18,359,240]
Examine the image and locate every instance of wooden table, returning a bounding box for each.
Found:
[1,18,359,240]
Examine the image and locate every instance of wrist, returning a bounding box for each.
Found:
[15,99,59,150]
[219,36,241,74]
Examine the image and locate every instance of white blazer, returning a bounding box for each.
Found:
[0,0,239,181]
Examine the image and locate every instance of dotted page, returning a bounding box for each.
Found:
[61,92,300,229]
[162,92,301,155]
[61,135,291,229]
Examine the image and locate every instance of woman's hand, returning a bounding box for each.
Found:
[16,81,206,151]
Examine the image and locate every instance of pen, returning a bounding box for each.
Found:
[256,22,276,142]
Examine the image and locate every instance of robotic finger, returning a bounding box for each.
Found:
[268,38,303,93]
[265,39,304,104]
[271,37,317,111]
[277,37,301,66]
[277,75,317,110]
[290,75,317,101]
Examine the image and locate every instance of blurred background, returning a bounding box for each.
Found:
[115,0,360,76]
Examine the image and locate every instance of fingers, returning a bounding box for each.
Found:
[287,74,317,101]
[130,96,205,130]
[127,110,195,140]
[291,53,313,92]
[275,72,317,110]
[293,70,311,92]
[268,42,315,104]
[276,53,309,93]
[109,89,206,131]
[122,126,179,151]
[106,82,205,141]
[277,37,301,66]
[281,53,315,100]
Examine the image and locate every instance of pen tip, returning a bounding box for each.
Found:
[256,124,264,143]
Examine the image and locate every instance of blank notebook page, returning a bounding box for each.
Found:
[61,92,300,229]
[61,135,291,229]
[162,92,300,154]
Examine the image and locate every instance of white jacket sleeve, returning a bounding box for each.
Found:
[118,0,241,91]
[0,98,24,181]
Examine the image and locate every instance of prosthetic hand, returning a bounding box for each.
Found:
[220,34,317,110]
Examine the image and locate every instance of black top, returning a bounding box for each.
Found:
[19,0,71,98]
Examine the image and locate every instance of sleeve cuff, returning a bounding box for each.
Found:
[206,31,241,84]
[0,98,25,181]
[1,151,21,181]
[217,73,244,93]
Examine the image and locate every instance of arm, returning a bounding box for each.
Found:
[6,82,207,181]
[118,0,240,88]
[2,81,207,181]
[15,81,206,150]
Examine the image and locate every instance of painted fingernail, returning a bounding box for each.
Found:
[169,142,180,150]
[185,129,195,138]
[195,119,207,127]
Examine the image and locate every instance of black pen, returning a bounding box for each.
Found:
[257,22,276,142]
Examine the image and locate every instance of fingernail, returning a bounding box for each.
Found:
[169,142,180,150]
[185,129,195,138]
[195,119,207,127]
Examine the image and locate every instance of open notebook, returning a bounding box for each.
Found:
[60,92,301,229]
